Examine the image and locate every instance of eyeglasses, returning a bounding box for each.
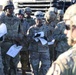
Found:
[36,15,44,17]
[65,25,70,30]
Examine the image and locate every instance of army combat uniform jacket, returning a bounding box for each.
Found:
[27,24,51,75]
[46,44,76,75]
[27,24,50,52]
[0,13,20,75]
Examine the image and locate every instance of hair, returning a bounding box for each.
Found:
[63,4,76,46]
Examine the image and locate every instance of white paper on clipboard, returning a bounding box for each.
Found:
[0,23,7,37]
[6,44,22,58]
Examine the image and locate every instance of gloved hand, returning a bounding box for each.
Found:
[34,33,41,38]
[43,36,47,40]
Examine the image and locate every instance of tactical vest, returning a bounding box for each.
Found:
[0,15,20,41]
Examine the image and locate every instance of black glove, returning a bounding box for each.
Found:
[43,36,47,40]
[14,37,21,46]
[34,33,41,38]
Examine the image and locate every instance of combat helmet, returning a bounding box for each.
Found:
[3,0,14,11]
[48,7,58,14]
[44,11,56,22]
[34,11,44,19]
[25,7,32,13]
[14,9,24,15]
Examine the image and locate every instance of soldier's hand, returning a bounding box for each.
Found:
[34,33,41,38]
[14,36,22,45]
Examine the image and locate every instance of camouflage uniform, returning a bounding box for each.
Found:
[24,7,35,72]
[24,7,35,27]
[27,11,51,75]
[19,19,30,75]
[15,9,30,75]
[25,17,35,27]
[0,1,20,75]
[0,15,20,75]
[47,4,76,75]
[0,37,5,75]
[46,45,76,75]
[27,24,51,75]
[53,21,70,58]
[44,11,58,62]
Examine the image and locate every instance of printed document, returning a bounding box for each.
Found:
[0,23,7,37]
[6,44,22,58]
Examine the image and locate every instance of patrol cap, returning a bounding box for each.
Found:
[3,0,14,11]
[34,11,44,19]
[25,7,32,13]
[48,7,58,14]
[57,9,64,16]
[63,4,76,20]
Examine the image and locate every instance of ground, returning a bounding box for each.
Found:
[17,61,32,75]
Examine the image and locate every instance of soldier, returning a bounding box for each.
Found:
[0,0,21,75]
[44,11,57,62]
[16,9,30,75]
[27,11,51,75]
[24,7,35,26]
[46,3,76,75]
[57,9,64,21]
[24,6,35,71]
[44,11,57,29]
[52,21,70,59]
[0,36,5,75]
[47,6,59,24]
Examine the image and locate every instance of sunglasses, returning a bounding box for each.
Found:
[65,25,76,30]
[65,25,70,30]
[36,15,44,17]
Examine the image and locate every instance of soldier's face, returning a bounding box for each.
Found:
[17,14,24,19]
[64,20,76,45]
[6,6,14,15]
[35,18,42,25]
[25,12,31,17]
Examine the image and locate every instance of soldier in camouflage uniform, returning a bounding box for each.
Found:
[16,9,30,75]
[27,11,51,75]
[0,0,21,75]
[51,7,70,59]
[47,7,59,25]
[0,36,5,75]
[57,9,64,21]
[24,7,35,26]
[52,21,70,59]
[44,11,57,62]
[46,3,76,75]
[24,7,35,71]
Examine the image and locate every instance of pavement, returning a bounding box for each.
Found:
[17,61,32,75]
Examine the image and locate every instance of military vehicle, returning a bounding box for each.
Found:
[13,0,76,16]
